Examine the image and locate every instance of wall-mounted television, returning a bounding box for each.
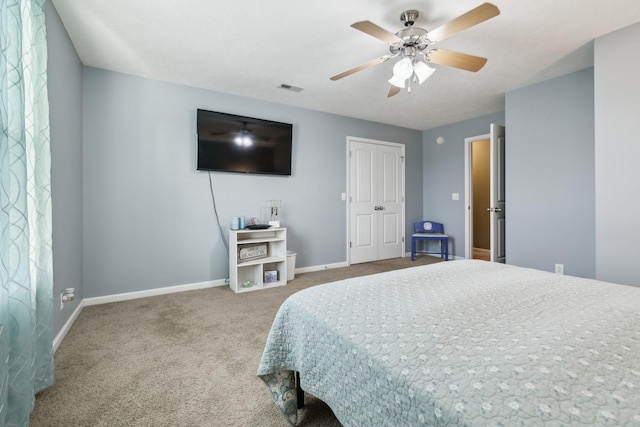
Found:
[196,109,293,176]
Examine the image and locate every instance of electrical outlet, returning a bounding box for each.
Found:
[60,288,75,309]
[554,264,564,275]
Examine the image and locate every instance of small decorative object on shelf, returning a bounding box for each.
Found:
[231,216,240,230]
[269,199,281,227]
[232,216,246,230]
[241,281,255,288]
[238,243,267,261]
[264,270,278,283]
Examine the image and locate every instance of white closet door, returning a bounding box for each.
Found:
[349,139,404,264]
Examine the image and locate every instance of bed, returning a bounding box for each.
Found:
[257,260,640,426]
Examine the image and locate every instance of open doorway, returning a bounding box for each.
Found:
[471,139,490,261]
[464,124,506,262]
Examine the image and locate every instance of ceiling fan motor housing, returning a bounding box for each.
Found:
[390,27,431,57]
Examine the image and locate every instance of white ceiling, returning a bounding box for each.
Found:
[51,0,640,131]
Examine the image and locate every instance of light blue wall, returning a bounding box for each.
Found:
[47,0,614,307]
[422,68,595,278]
[46,0,83,335]
[422,112,505,257]
[506,68,595,278]
[82,68,423,297]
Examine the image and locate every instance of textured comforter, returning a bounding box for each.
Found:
[257,260,640,426]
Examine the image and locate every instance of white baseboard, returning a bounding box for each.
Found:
[83,279,226,306]
[54,300,85,353]
[295,261,349,274]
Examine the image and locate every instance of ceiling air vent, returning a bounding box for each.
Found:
[278,83,303,93]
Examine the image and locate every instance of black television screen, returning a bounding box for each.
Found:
[196,109,293,176]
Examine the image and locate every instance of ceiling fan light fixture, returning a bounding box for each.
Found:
[331,4,499,97]
[388,75,406,88]
[234,133,253,147]
[414,61,435,84]
[392,57,414,80]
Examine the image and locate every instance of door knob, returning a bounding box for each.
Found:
[486,207,493,212]
[494,207,502,213]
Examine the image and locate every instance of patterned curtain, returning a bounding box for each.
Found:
[0,0,54,425]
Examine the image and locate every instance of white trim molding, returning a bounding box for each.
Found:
[83,279,226,306]
[53,300,85,353]
[295,261,349,274]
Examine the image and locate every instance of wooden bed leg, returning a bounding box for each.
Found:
[295,371,305,409]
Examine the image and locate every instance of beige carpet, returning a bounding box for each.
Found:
[30,255,442,427]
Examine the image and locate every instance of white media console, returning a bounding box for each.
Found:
[228,228,287,293]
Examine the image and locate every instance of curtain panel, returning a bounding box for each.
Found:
[0,0,54,425]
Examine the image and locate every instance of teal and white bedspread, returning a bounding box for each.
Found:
[257,260,640,426]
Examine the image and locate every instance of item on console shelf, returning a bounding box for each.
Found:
[269,200,281,228]
[246,224,271,230]
[231,217,240,230]
[238,243,268,261]
[264,270,278,283]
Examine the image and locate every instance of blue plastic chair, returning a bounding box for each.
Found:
[411,221,449,261]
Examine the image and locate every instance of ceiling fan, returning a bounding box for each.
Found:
[330,3,500,97]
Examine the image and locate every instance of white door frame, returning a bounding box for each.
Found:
[346,136,406,265]
[464,133,490,259]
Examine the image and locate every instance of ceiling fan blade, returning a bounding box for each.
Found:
[387,85,401,97]
[351,21,403,44]
[428,49,487,72]
[427,3,499,43]
[330,56,391,81]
